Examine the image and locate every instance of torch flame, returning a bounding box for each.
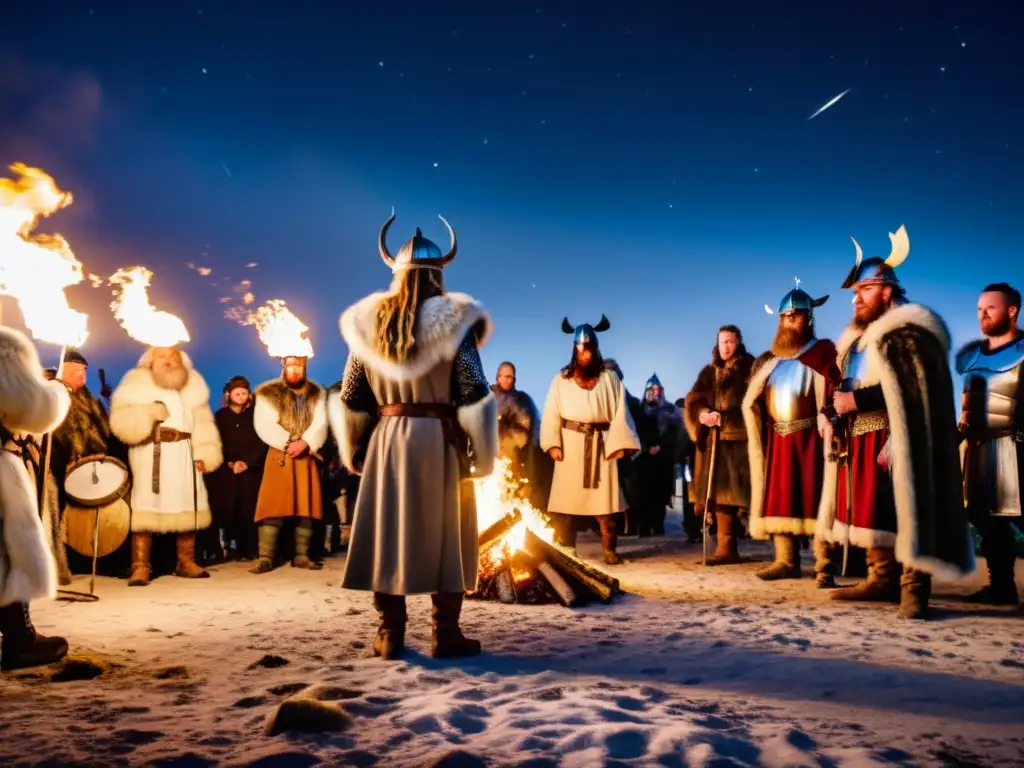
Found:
[474,457,556,561]
[238,298,314,359]
[109,266,190,347]
[0,163,88,346]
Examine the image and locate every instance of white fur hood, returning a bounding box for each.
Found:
[836,302,951,358]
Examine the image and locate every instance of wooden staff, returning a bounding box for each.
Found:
[701,426,720,566]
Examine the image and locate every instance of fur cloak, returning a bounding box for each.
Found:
[330,291,498,595]
[685,351,755,508]
[109,350,223,533]
[742,340,834,539]
[815,303,974,581]
[0,326,71,606]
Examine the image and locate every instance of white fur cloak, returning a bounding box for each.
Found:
[109,350,222,533]
[0,326,71,606]
[814,303,975,582]
[742,342,829,540]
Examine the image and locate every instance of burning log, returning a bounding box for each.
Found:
[494,571,517,604]
[478,509,522,552]
[535,561,576,607]
[523,530,619,604]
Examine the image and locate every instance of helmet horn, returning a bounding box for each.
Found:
[438,214,457,266]
[851,236,863,266]
[379,208,396,268]
[561,317,574,334]
[764,304,775,315]
[884,224,909,268]
[593,314,611,332]
[812,294,830,307]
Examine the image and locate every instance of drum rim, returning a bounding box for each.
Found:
[64,454,131,508]
[66,453,129,476]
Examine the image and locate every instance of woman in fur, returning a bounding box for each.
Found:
[0,326,72,671]
[685,325,755,565]
[329,214,497,661]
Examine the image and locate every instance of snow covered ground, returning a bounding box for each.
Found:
[3,507,1024,767]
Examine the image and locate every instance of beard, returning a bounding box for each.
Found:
[771,325,812,357]
[981,314,1012,338]
[284,372,307,389]
[853,301,888,329]
[153,363,189,391]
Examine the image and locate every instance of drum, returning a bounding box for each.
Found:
[62,455,131,558]
[65,455,130,507]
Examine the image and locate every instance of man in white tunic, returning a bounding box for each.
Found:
[540,316,640,565]
[110,346,223,586]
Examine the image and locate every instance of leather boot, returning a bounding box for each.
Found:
[598,515,623,565]
[292,525,323,570]
[756,534,802,580]
[431,592,481,659]
[812,537,838,588]
[967,533,1019,606]
[128,532,153,587]
[174,533,210,578]
[372,593,407,660]
[831,547,899,602]
[250,525,279,574]
[0,602,69,671]
[706,507,741,566]
[898,568,931,619]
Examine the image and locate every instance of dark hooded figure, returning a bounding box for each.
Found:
[632,374,681,535]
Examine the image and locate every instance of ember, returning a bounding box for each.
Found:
[470,458,620,606]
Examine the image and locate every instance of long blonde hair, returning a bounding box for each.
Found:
[375,268,444,363]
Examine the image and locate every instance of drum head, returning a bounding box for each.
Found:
[62,498,131,558]
[65,455,129,507]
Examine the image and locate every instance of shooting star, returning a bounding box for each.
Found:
[808,87,851,120]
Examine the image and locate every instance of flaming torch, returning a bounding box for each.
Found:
[108,266,190,348]
[242,298,314,360]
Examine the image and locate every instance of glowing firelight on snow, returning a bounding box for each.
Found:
[240,299,314,359]
[0,163,89,346]
[473,457,556,560]
[109,266,191,347]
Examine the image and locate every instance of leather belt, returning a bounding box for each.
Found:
[851,411,888,437]
[145,426,192,494]
[378,402,469,475]
[561,418,610,489]
[773,417,815,436]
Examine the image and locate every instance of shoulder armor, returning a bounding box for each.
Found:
[955,340,985,374]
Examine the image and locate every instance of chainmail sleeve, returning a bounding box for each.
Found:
[451,331,490,406]
[331,355,378,473]
[340,355,378,413]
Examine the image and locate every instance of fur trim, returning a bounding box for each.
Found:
[459,392,499,478]
[0,327,71,436]
[327,389,372,474]
[0,453,57,606]
[253,379,327,453]
[190,400,223,472]
[339,291,493,382]
[129,506,213,534]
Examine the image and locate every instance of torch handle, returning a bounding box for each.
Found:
[38,346,67,525]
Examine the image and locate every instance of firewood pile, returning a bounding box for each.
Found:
[468,458,621,607]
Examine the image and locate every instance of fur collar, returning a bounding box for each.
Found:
[837,302,951,359]
[254,378,323,407]
[339,291,493,382]
[112,365,211,410]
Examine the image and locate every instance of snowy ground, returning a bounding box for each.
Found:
[3,507,1024,768]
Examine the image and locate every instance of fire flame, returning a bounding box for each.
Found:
[474,457,555,562]
[237,298,314,359]
[0,163,88,346]
[109,266,191,347]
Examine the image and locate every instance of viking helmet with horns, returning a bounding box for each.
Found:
[764,278,829,317]
[378,209,457,272]
[561,315,610,346]
[841,224,910,289]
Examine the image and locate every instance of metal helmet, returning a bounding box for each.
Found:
[764,278,829,317]
[841,224,909,289]
[378,209,457,272]
[561,314,610,345]
[645,373,663,396]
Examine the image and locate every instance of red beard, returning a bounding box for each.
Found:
[771,325,812,357]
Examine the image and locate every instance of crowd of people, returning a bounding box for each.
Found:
[0,217,1020,671]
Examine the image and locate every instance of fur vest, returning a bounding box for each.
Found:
[685,353,755,444]
[254,379,323,439]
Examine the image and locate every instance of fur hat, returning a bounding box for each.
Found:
[63,347,88,366]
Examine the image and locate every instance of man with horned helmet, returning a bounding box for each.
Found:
[815,225,973,618]
[684,325,755,565]
[329,211,497,660]
[540,317,640,564]
[251,354,329,573]
[110,346,223,586]
[956,282,1024,606]
[742,280,839,582]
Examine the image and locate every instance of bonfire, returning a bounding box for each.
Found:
[470,458,620,606]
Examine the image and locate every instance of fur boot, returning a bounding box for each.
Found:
[898,568,931,620]
[250,525,279,574]
[705,507,741,566]
[174,533,209,578]
[431,592,481,658]
[813,537,838,588]
[968,529,1019,606]
[756,534,802,580]
[830,547,899,602]
[292,526,323,570]
[598,514,623,565]
[372,592,407,660]
[0,602,69,671]
[128,533,153,587]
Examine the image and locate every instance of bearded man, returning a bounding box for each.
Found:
[743,283,838,582]
[816,226,973,619]
[0,326,71,670]
[110,346,223,586]
[540,317,640,565]
[632,375,681,536]
[330,214,497,660]
[492,361,549,508]
[685,325,755,565]
[251,356,328,573]
[956,282,1024,605]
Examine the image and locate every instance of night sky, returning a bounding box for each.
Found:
[2,1,1021,404]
